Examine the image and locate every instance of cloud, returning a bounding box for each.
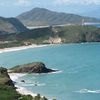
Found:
[55,0,100,5]
[15,0,32,6]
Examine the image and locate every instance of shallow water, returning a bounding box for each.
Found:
[1,43,100,100]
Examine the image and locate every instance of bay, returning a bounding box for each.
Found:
[0,43,100,100]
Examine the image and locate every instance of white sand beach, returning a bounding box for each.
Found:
[0,44,48,54]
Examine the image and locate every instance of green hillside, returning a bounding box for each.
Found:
[0,25,100,48]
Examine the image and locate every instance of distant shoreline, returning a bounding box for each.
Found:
[0,42,99,54]
[0,44,49,54]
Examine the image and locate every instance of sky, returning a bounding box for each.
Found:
[0,0,100,18]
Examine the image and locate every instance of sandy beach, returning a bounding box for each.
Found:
[0,44,48,54]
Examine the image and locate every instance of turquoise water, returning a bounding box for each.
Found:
[1,43,100,100]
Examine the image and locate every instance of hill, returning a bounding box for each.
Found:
[0,17,28,34]
[17,7,100,27]
[0,25,100,48]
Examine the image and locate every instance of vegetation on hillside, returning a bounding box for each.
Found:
[54,25,100,43]
[0,85,53,100]
[0,25,100,48]
[0,67,56,100]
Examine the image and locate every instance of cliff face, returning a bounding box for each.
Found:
[10,62,57,73]
[0,67,14,86]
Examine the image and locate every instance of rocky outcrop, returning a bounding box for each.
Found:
[0,67,14,86]
[10,62,57,73]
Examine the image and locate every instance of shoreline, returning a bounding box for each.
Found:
[9,73,53,100]
[0,44,49,54]
[9,73,37,97]
[5,44,57,100]
[16,86,37,97]
[0,42,98,54]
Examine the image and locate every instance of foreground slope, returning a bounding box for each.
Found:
[0,67,20,100]
[0,67,56,100]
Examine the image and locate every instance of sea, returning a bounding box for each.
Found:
[0,43,100,100]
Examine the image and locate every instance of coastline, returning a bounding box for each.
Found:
[9,73,37,97]
[0,44,48,54]
[0,42,97,54]
[5,44,56,100]
[8,71,60,100]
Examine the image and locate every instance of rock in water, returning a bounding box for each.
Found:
[10,62,57,73]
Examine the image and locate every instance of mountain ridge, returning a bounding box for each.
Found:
[0,17,28,34]
[17,7,100,27]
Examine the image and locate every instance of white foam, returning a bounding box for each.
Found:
[8,73,36,96]
[48,69,63,74]
[15,85,37,97]
[8,73,26,81]
[75,89,100,94]
[8,72,54,100]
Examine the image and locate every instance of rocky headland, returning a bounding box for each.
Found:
[10,62,57,73]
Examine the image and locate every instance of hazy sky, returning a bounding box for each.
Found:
[0,0,100,18]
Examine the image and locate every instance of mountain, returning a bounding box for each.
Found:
[17,8,100,27]
[0,17,28,34]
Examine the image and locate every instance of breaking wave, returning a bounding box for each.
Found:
[75,89,100,94]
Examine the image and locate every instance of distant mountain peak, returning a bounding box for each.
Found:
[17,7,100,27]
[32,7,49,11]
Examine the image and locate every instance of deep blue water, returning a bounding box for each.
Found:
[0,43,100,100]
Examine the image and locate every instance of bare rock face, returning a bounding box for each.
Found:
[0,67,14,86]
[10,62,57,74]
